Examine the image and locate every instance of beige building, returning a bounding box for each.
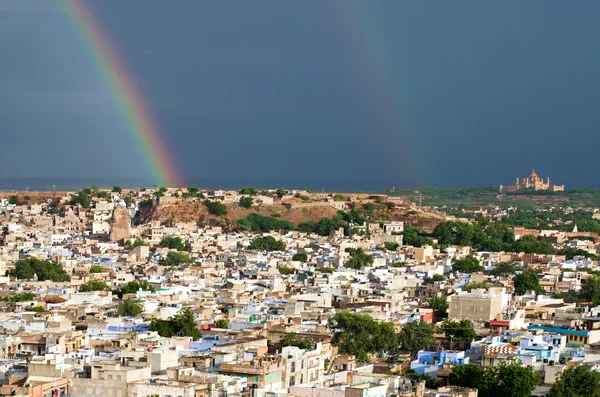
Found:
[70,362,151,397]
[500,169,564,192]
[448,289,504,322]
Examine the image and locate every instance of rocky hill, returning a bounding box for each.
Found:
[135,198,445,231]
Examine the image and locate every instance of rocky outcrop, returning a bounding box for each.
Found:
[110,204,131,243]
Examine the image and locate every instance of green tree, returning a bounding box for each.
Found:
[491,357,540,397]
[292,252,308,262]
[399,321,437,354]
[514,270,543,295]
[328,312,397,363]
[0,292,36,302]
[405,369,438,389]
[450,358,538,397]
[123,195,133,207]
[112,186,122,193]
[239,196,253,208]
[276,188,287,198]
[425,274,446,284]
[119,281,155,298]
[240,187,258,195]
[402,225,435,247]
[203,200,227,216]
[117,300,144,317]
[279,333,313,352]
[160,235,185,251]
[452,256,483,273]
[315,216,345,236]
[12,259,71,282]
[238,214,295,233]
[89,265,104,273]
[160,251,193,267]
[345,248,374,269]
[79,280,110,292]
[215,319,229,329]
[490,261,522,276]
[440,319,477,347]
[132,237,148,248]
[249,236,286,251]
[546,363,600,397]
[277,264,295,275]
[512,235,553,255]
[383,241,400,251]
[151,308,200,340]
[449,363,492,396]
[363,203,375,211]
[8,196,19,205]
[580,275,600,304]
[560,247,598,261]
[70,190,92,208]
[427,296,448,318]
[25,306,46,312]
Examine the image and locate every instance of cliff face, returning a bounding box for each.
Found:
[111,204,131,243]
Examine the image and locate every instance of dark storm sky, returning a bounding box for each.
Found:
[1,1,600,189]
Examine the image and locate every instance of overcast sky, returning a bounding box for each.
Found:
[1,1,599,189]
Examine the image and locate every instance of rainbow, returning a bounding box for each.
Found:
[56,0,182,188]
[327,2,427,187]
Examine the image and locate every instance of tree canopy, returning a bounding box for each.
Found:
[490,261,522,276]
[160,251,193,268]
[579,275,600,304]
[203,200,227,216]
[546,364,600,397]
[79,280,110,292]
[160,235,185,251]
[248,236,286,251]
[279,333,313,352]
[240,187,258,195]
[89,265,104,274]
[513,270,543,295]
[150,307,200,340]
[433,220,552,254]
[425,274,446,284]
[118,281,155,298]
[345,248,374,269]
[427,296,448,318]
[215,319,229,329]
[239,196,253,208]
[117,300,144,317]
[450,357,539,397]
[328,312,397,363]
[402,225,435,247]
[12,259,71,282]
[238,213,294,233]
[452,256,483,273]
[440,319,478,347]
[292,252,308,262]
[399,321,437,354]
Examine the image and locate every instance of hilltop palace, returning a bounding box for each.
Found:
[500,169,565,192]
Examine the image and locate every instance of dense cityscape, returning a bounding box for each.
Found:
[4,2,600,396]
[0,176,598,397]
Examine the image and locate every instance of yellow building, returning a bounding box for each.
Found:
[500,169,564,192]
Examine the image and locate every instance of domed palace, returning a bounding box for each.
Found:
[500,169,565,192]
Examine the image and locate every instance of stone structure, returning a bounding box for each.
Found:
[500,169,564,192]
[110,203,132,243]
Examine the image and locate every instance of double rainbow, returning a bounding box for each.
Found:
[57,0,182,188]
